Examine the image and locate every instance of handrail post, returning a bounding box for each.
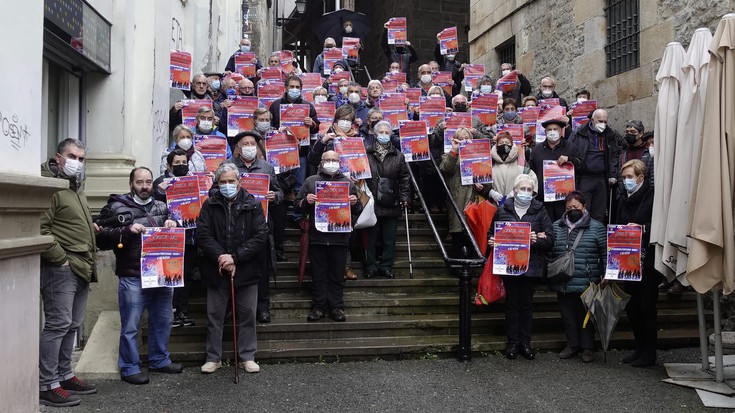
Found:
[458,248,472,362]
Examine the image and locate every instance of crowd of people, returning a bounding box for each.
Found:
[38,18,665,409]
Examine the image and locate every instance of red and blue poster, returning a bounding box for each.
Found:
[323,47,344,76]
[140,227,186,289]
[227,96,259,137]
[444,112,473,153]
[342,37,360,61]
[181,99,213,129]
[463,64,485,92]
[535,105,567,143]
[571,100,597,130]
[496,70,518,94]
[387,17,407,45]
[315,181,352,233]
[234,52,257,78]
[605,225,643,281]
[379,92,408,128]
[265,131,299,174]
[280,104,311,143]
[165,176,201,228]
[438,26,459,55]
[194,135,228,172]
[399,120,430,162]
[518,106,541,141]
[419,96,446,129]
[335,137,371,180]
[239,172,270,221]
[257,79,285,110]
[432,71,453,97]
[170,50,192,90]
[471,94,499,127]
[300,73,324,103]
[495,123,526,166]
[459,139,492,185]
[542,160,575,202]
[314,100,336,136]
[493,222,532,276]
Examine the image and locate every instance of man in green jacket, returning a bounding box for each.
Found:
[39,138,99,408]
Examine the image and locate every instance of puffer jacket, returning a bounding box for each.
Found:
[95,194,170,278]
[365,141,411,218]
[549,213,607,293]
[40,159,98,283]
[196,189,269,288]
[492,198,555,278]
[439,150,491,233]
[491,144,537,197]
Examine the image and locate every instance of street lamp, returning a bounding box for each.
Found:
[276,0,307,27]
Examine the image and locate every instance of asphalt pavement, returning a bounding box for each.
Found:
[41,347,730,413]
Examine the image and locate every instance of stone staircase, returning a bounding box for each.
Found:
[142,212,709,363]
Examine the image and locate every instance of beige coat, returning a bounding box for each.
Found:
[439,151,490,234]
[687,15,735,294]
[490,144,537,197]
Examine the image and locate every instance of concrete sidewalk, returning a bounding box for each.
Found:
[44,347,728,412]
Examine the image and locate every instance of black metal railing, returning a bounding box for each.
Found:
[405,158,486,362]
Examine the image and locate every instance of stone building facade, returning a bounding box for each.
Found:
[469,0,735,132]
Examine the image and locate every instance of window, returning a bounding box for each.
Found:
[496,38,516,68]
[605,0,640,76]
[42,59,82,160]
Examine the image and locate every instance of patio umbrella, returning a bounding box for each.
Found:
[584,283,631,362]
[298,219,310,285]
[312,9,370,46]
[687,14,735,294]
[664,28,713,278]
[650,41,685,281]
[464,200,497,256]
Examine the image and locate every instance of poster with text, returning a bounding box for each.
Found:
[463,64,485,92]
[227,96,259,137]
[605,225,643,281]
[165,176,201,228]
[542,160,575,202]
[265,131,300,174]
[496,70,518,94]
[432,71,453,97]
[419,96,447,129]
[181,99,213,129]
[280,104,311,143]
[444,112,473,153]
[342,37,360,61]
[405,88,422,112]
[459,139,492,185]
[140,227,186,289]
[493,222,531,276]
[257,80,285,110]
[438,26,459,55]
[384,71,407,85]
[518,106,541,141]
[471,94,499,127]
[234,52,257,78]
[323,47,344,76]
[315,181,352,233]
[399,120,430,162]
[239,172,270,221]
[314,101,336,136]
[279,50,295,75]
[335,137,372,180]
[194,135,228,172]
[571,100,597,130]
[495,123,526,166]
[192,172,213,205]
[387,17,407,45]
[378,92,408,127]
[170,50,192,90]
[260,67,283,82]
[300,73,325,103]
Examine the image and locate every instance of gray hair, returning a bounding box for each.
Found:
[374,120,392,132]
[192,73,207,84]
[172,124,193,140]
[625,120,644,133]
[513,173,538,192]
[367,80,383,91]
[57,138,85,155]
[197,106,214,116]
[215,162,241,182]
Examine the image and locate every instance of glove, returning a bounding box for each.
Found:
[489,189,504,203]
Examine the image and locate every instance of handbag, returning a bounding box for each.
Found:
[375,177,399,208]
[354,182,377,229]
[547,229,585,283]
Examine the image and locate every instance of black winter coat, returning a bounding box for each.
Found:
[96,194,170,278]
[492,198,555,279]
[268,96,320,157]
[569,123,622,180]
[365,142,411,218]
[527,139,586,202]
[196,189,269,288]
[615,178,654,268]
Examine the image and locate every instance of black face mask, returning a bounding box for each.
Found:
[454,103,467,113]
[172,165,189,177]
[624,133,637,144]
[567,209,583,223]
[498,144,512,155]
[369,120,379,130]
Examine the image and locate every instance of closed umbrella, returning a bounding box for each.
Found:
[650,42,685,281]
[584,283,631,362]
[298,219,310,285]
[687,14,735,294]
[664,28,712,278]
[464,200,497,256]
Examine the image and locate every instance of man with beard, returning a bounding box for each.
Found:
[96,167,182,385]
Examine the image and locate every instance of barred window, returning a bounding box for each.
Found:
[496,37,516,68]
[605,0,640,76]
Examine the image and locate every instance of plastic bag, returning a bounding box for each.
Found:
[475,254,505,305]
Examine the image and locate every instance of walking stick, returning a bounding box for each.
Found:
[229,267,239,384]
[608,187,613,225]
[404,204,414,279]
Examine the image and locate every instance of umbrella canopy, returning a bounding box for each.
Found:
[464,200,497,256]
[585,283,631,352]
[650,41,686,281]
[664,28,713,277]
[312,9,370,47]
[687,14,735,294]
[298,219,310,285]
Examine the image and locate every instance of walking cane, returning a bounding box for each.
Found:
[608,187,613,225]
[226,267,239,384]
[404,204,414,279]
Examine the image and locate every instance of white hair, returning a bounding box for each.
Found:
[513,173,537,192]
[215,162,241,182]
[374,120,392,132]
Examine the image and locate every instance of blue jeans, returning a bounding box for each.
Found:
[117,277,174,376]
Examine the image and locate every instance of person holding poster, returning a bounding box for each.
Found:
[159,124,206,175]
[613,159,658,367]
[295,151,362,322]
[224,38,262,76]
[96,167,182,385]
[365,79,384,109]
[439,127,492,258]
[534,76,568,109]
[490,132,537,203]
[498,63,532,105]
[434,32,466,96]
[195,163,269,375]
[416,65,452,107]
[312,38,348,75]
[528,119,585,222]
[169,74,214,134]
[308,105,359,167]
[489,174,554,361]
[381,22,418,84]
[549,191,607,363]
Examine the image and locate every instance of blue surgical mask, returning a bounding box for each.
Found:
[240,45,250,53]
[515,191,533,206]
[226,88,236,97]
[211,80,221,90]
[376,133,391,144]
[480,85,492,94]
[220,183,238,199]
[503,111,517,121]
[288,88,301,100]
[624,178,639,193]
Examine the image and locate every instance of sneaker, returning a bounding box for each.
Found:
[200,361,222,374]
[240,360,260,373]
[330,308,347,322]
[307,308,325,322]
[177,311,195,327]
[171,314,184,328]
[39,387,81,407]
[60,376,97,395]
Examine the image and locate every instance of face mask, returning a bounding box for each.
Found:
[226,88,236,97]
[577,97,588,103]
[344,25,353,34]
[625,133,637,144]
[480,85,492,94]
[338,120,352,132]
[240,45,250,53]
[546,130,561,142]
[178,138,193,151]
[348,92,361,104]
[326,44,336,49]
[515,191,533,206]
[594,122,607,133]
[502,69,511,76]
[133,193,152,205]
[420,74,432,84]
[198,120,213,133]
[220,183,238,199]
[334,68,345,74]
[314,95,328,103]
[454,103,467,113]
[541,88,554,97]
[567,209,583,223]
[648,145,654,158]
[256,121,271,132]
[62,157,83,177]
[390,69,400,74]
[376,133,391,144]
[241,145,258,161]
[624,178,639,193]
[369,120,380,130]
[172,165,189,177]
[211,80,221,90]
[322,161,340,175]
[498,144,512,155]
[503,111,517,121]
[339,86,348,95]
[447,54,456,61]
[288,88,301,100]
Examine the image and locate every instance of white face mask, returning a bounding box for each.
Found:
[177,138,193,151]
[133,193,153,205]
[322,161,340,175]
[334,68,345,74]
[541,88,554,97]
[338,120,352,132]
[198,120,213,133]
[339,86,348,95]
[390,69,400,74]
[240,45,250,53]
[256,121,271,132]
[594,122,607,133]
[447,54,455,61]
[577,97,588,103]
[348,92,361,104]
[61,157,83,177]
[502,69,511,76]
[344,25,353,34]
[241,145,258,160]
[648,145,654,158]
[314,95,328,103]
[420,74,432,84]
[546,130,561,142]
[480,85,492,94]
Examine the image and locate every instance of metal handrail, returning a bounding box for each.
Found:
[405,157,487,362]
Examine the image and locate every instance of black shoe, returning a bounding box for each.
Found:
[622,350,641,364]
[330,308,346,322]
[364,268,378,279]
[121,372,149,385]
[559,346,578,359]
[519,343,535,360]
[379,268,396,279]
[149,362,183,374]
[307,308,325,321]
[276,252,288,262]
[505,343,519,359]
[171,314,183,328]
[257,310,271,323]
[39,387,81,407]
[175,311,194,327]
[60,376,97,395]
[631,353,656,368]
